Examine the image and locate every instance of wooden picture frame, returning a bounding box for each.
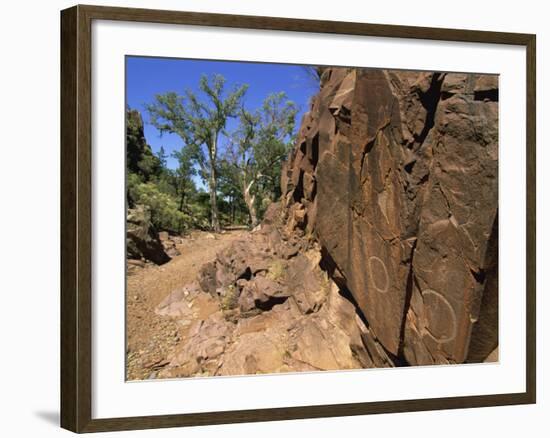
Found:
[60,4,536,433]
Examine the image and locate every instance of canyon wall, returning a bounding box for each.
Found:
[280,67,499,365]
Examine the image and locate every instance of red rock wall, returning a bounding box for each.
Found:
[281,67,499,365]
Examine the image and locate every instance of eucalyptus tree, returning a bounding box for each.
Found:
[147,74,248,232]
[172,147,196,213]
[225,92,297,227]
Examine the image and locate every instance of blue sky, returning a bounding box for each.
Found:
[126,56,318,172]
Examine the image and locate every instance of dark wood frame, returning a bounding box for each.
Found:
[61,4,536,433]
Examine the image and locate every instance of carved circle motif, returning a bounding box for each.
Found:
[421,289,457,344]
[368,256,389,294]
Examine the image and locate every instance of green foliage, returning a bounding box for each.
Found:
[157,146,168,168]
[223,92,298,226]
[146,74,249,231]
[127,173,192,233]
[217,157,249,225]
[127,73,301,234]
[171,146,197,209]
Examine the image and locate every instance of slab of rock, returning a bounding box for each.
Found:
[160,312,232,377]
[238,275,290,312]
[126,205,171,265]
[281,67,498,365]
[155,284,200,318]
[159,233,181,258]
[197,234,273,298]
[286,253,328,314]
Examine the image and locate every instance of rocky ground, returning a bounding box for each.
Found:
[126,229,246,380]
[126,204,395,380]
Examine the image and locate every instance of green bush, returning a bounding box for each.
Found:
[128,173,192,233]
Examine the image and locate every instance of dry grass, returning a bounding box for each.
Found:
[220,284,240,310]
[267,260,286,282]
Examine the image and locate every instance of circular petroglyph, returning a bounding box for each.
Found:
[368,256,389,293]
[421,289,457,344]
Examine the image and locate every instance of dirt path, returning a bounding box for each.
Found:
[126,229,246,380]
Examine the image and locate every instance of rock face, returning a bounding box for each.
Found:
[127,205,171,265]
[126,109,161,179]
[280,68,498,365]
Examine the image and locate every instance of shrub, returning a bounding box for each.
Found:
[220,284,240,311]
[267,260,286,282]
[128,173,192,233]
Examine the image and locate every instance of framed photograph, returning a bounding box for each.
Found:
[60,4,536,433]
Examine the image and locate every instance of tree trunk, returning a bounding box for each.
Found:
[243,180,258,228]
[209,169,220,232]
[209,133,221,233]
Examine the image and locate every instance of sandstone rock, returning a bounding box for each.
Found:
[286,253,327,314]
[238,275,290,312]
[218,326,290,376]
[197,261,217,295]
[126,205,171,265]
[219,301,300,375]
[157,235,377,377]
[281,67,498,366]
[161,237,181,258]
[287,282,374,370]
[126,109,161,180]
[260,201,282,230]
[155,284,200,318]
[197,235,273,298]
[163,312,232,377]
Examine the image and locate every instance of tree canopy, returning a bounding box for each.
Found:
[127,73,300,234]
[223,92,297,226]
[146,74,248,232]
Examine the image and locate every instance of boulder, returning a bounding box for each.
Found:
[160,235,181,258]
[126,205,170,265]
[286,253,327,314]
[197,234,275,298]
[160,312,232,377]
[238,275,291,312]
[155,283,201,318]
